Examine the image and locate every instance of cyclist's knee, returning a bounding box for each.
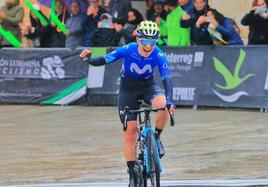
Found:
[125,121,137,134]
[152,95,166,108]
[124,121,137,142]
[155,112,169,127]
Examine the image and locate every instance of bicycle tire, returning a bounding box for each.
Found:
[151,134,161,187]
[149,138,156,187]
[145,131,161,187]
[144,132,152,187]
[154,152,160,187]
[143,163,147,187]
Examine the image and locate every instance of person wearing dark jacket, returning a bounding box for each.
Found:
[115,8,143,46]
[181,0,212,45]
[241,0,268,45]
[147,1,167,21]
[92,13,119,47]
[109,0,132,24]
[20,4,47,47]
[44,0,69,48]
[82,4,106,47]
[42,0,69,48]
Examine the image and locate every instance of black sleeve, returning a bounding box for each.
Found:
[121,29,136,42]
[84,56,106,66]
[162,77,173,101]
[91,28,99,46]
[241,11,254,26]
[82,15,95,26]
[181,19,193,28]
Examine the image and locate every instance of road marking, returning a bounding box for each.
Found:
[3,179,268,187]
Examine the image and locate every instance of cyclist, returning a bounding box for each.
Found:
[80,20,176,187]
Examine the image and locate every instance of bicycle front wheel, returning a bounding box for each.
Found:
[146,131,161,187]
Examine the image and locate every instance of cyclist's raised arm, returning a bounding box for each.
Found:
[80,49,105,66]
[80,45,129,66]
[105,45,129,64]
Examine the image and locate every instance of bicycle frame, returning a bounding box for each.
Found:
[123,105,175,187]
[137,109,162,175]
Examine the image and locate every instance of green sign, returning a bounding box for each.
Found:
[213,49,255,103]
[213,49,255,90]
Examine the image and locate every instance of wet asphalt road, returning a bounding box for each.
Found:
[0,106,268,185]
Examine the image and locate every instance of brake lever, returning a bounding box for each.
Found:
[169,112,175,127]
[123,107,129,131]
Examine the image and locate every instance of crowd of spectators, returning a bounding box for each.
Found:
[0,0,268,49]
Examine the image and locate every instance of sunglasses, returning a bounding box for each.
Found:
[139,38,157,46]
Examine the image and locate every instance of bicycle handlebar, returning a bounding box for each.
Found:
[126,107,166,114]
[123,106,175,130]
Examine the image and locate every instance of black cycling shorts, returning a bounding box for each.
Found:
[118,77,164,124]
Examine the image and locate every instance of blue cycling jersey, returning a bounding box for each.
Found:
[104,43,171,80]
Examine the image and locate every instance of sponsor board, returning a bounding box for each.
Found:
[0,46,268,109]
[0,49,88,104]
[212,49,255,103]
[163,50,204,78]
[173,87,196,101]
[0,55,65,79]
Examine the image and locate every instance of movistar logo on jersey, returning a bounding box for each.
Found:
[130,63,152,75]
[212,49,255,102]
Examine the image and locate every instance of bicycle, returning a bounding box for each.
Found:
[122,103,175,187]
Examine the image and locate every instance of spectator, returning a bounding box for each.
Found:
[109,0,132,24]
[20,4,47,48]
[115,8,143,46]
[181,0,212,45]
[0,0,24,47]
[147,1,167,21]
[205,9,243,45]
[42,0,68,48]
[65,1,86,49]
[101,0,111,12]
[147,0,153,9]
[159,0,190,46]
[179,0,194,14]
[92,13,119,46]
[241,0,268,45]
[146,0,168,45]
[82,4,106,47]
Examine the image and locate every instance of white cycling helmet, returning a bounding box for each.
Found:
[136,20,160,40]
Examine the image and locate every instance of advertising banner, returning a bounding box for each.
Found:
[0,46,268,109]
[0,49,88,104]
[85,46,268,109]
[162,46,268,108]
